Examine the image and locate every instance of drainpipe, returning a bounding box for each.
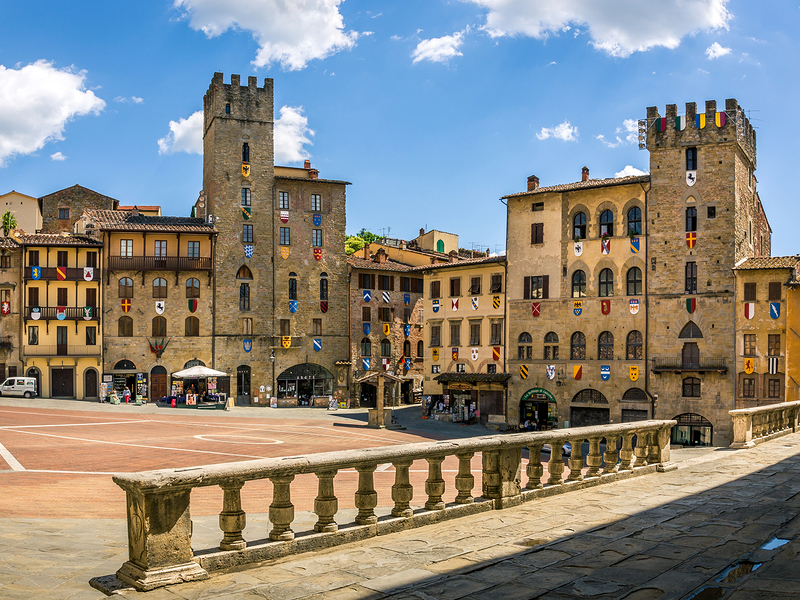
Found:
[640,180,653,419]
[501,197,509,423]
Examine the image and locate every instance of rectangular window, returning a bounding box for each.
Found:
[524,275,549,300]
[769,282,781,301]
[487,364,497,374]
[311,194,322,211]
[490,320,503,345]
[743,334,756,356]
[121,240,133,258]
[86,326,97,346]
[362,306,371,322]
[279,191,289,209]
[28,287,38,307]
[490,274,503,293]
[57,288,68,306]
[57,251,68,267]
[430,280,441,298]
[456,363,466,373]
[154,240,167,258]
[707,206,716,219]
[239,283,250,311]
[449,321,461,346]
[450,278,461,297]
[401,277,410,292]
[432,365,441,374]
[86,251,97,268]
[744,282,756,301]
[531,223,544,244]
[686,147,697,171]
[685,262,697,294]
[359,273,375,289]
[312,230,323,247]
[241,188,251,206]
[379,275,394,291]
[242,224,253,243]
[532,202,544,212]
[28,326,38,345]
[279,227,290,245]
[187,241,200,259]
[768,379,781,398]
[742,378,755,398]
[768,334,780,356]
[312,319,322,335]
[469,321,481,346]
[86,288,97,308]
[58,207,70,220]
[242,318,253,335]
[280,319,290,336]
[0,255,11,269]
[469,277,481,295]
[430,324,441,347]
[29,250,39,267]
[379,307,392,321]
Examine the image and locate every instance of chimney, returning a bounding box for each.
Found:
[373,248,387,264]
[527,175,539,191]
[131,206,140,217]
[581,166,589,182]
[419,228,425,236]
[304,160,311,169]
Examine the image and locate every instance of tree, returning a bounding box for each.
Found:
[1,211,17,236]
[345,236,365,255]
[357,228,380,244]
[190,206,196,218]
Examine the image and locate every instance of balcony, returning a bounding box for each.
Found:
[24,307,99,321]
[24,267,98,281]
[651,357,728,374]
[108,256,212,271]
[23,345,101,357]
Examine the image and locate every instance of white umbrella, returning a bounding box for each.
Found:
[171,365,228,378]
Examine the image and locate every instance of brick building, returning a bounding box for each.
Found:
[39,185,118,233]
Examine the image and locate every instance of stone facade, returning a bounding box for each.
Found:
[40,185,117,232]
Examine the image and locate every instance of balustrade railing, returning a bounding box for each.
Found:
[106,420,676,592]
[729,400,800,448]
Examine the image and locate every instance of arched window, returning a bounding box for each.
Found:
[320,272,328,301]
[572,270,586,298]
[679,321,703,338]
[436,239,445,253]
[239,283,250,310]
[360,337,371,356]
[417,340,424,357]
[573,212,587,239]
[598,331,614,360]
[686,147,697,171]
[682,343,700,368]
[518,332,532,360]
[626,267,642,296]
[599,268,614,297]
[118,316,133,337]
[119,277,133,298]
[152,277,167,298]
[544,331,559,359]
[571,332,586,360]
[242,142,250,163]
[185,316,199,337]
[403,340,411,356]
[289,272,297,301]
[627,207,642,235]
[380,338,391,357]
[686,207,697,232]
[152,316,167,337]
[683,377,701,397]
[626,331,643,359]
[236,265,253,280]
[186,278,200,299]
[599,210,614,237]
[572,389,608,404]
[622,388,648,401]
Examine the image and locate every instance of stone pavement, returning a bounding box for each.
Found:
[2,432,800,599]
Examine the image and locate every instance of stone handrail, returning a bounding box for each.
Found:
[105,420,676,592]
[729,400,800,448]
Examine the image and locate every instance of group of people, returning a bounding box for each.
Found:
[520,419,539,432]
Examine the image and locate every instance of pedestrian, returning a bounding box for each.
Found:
[123,386,131,404]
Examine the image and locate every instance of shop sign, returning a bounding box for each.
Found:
[520,387,557,403]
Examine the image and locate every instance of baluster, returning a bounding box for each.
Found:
[547,441,565,485]
[633,431,649,467]
[567,438,584,481]
[269,475,295,541]
[313,470,338,533]
[424,456,446,510]
[455,452,475,503]
[619,433,634,471]
[526,445,543,489]
[391,459,414,517]
[219,481,247,550]
[648,430,660,464]
[585,437,602,478]
[355,464,378,525]
[603,436,619,474]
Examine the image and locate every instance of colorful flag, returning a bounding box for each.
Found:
[676,115,686,130]
[601,299,611,315]
[715,112,726,127]
[520,365,528,380]
[686,232,697,249]
[696,114,706,129]
[630,237,640,254]
[744,303,755,320]
[532,302,541,317]
[56,266,66,281]
[573,365,582,380]
[686,298,696,314]
[770,302,780,319]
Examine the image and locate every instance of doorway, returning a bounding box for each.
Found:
[298,379,313,406]
[236,365,251,405]
[26,367,41,397]
[151,366,168,401]
[52,368,74,397]
[56,326,68,356]
[360,383,377,408]
[84,369,98,399]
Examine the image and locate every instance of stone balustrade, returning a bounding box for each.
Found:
[730,400,800,449]
[107,420,676,592]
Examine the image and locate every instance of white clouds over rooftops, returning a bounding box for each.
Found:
[158,106,314,164]
[173,0,359,70]
[536,121,578,142]
[615,165,648,178]
[412,30,466,64]
[0,60,105,167]
[597,118,639,147]
[466,0,731,57]
[705,41,731,59]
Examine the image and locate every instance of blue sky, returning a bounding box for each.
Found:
[0,1,798,256]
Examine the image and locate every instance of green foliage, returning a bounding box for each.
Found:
[1,211,17,236]
[345,228,380,255]
[356,228,380,244]
[190,206,196,218]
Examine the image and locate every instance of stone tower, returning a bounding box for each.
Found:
[645,99,769,445]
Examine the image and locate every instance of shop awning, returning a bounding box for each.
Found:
[172,366,228,378]
[434,373,512,384]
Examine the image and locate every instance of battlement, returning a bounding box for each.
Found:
[203,72,274,131]
[646,98,756,168]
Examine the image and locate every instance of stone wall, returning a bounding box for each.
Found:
[40,185,116,232]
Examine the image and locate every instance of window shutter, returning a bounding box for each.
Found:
[390,276,395,291]
[523,276,531,300]
[543,275,549,299]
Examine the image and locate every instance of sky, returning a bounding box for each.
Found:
[0,0,798,256]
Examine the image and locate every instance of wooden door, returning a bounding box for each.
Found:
[56,326,68,356]
[151,373,167,401]
[84,370,98,398]
[52,368,74,397]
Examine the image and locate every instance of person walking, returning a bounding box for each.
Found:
[123,386,131,404]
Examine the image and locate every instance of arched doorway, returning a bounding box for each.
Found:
[277,363,334,407]
[84,369,98,399]
[236,365,251,405]
[112,360,138,396]
[184,359,206,369]
[26,367,41,397]
[150,366,167,401]
[671,413,713,447]
[519,387,557,430]
[570,389,609,427]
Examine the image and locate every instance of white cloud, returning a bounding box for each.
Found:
[536,120,578,142]
[114,96,144,104]
[50,152,66,161]
[0,60,105,167]
[597,118,639,148]
[705,41,731,59]
[274,106,314,164]
[157,105,315,162]
[157,111,203,155]
[174,0,359,70]
[412,30,466,64]
[615,165,648,178]
[467,0,731,57]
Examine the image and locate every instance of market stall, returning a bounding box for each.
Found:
[165,365,230,409]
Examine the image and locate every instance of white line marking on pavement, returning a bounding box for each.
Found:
[0,440,25,471]
[193,434,285,445]
[0,421,143,430]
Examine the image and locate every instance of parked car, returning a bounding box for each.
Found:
[0,377,38,398]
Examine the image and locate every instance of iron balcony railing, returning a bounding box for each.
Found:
[23,345,101,357]
[107,256,212,271]
[24,306,99,321]
[652,357,728,373]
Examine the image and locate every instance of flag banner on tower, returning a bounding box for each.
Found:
[320,301,328,313]
[630,366,639,381]
[31,307,40,320]
[242,163,250,177]
[313,339,322,352]
[432,348,439,361]
[282,336,291,348]
[432,299,439,313]
[363,290,371,302]
[188,299,197,313]
[492,347,500,361]
[452,348,459,361]
[686,298,696,314]
[31,266,41,280]
[676,115,686,130]
[532,302,540,317]
[289,300,297,313]
[771,302,780,319]
[601,238,610,254]
[744,357,754,374]
[601,299,611,315]
[657,117,666,133]
[520,364,528,380]
[121,299,131,313]
[744,302,755,320]
[471,297,479,310]
[1,302,10,316]
[493,295,501,309]
[280,246,289,259]
[686,232,697,249]
[362,358,370,370]
[696,114,706,129]
[630,298,639,314]
[243,339,252,352]
[363,323,370,336]
[241,206,251,220]
[573,300,583,316]
[57,306,66,320]
[630,237,640,254]
[280,211,289,223]
[155,301,165,315]
[313,248,322,261]
[769,357,779,375]
[244,245,253,258]
[601,365,610,381]
[546,365,555,380]
[573,365,582,380]
[83,306,93,320]
[452,298,458,311]
[83,267,94,281]
[56,266,66,281]
[715,112,726,127]
[383,323,390,336]
[313,213,321,226]
[382,291,390,303]
[404,324,411,337]
[471,348,479,361]
[404,294,410,306]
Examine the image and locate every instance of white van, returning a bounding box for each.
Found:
[0,377,37,398]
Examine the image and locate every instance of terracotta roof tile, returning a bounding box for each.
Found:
[274,176,351,185]
[734,256,800,270]
[347,256,414,272]
[84,209,217,233]
[412,255,506,271]
[0,238,19,249]
[503,174,651,199]
[17,233,102,247]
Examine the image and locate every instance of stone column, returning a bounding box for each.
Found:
[526,445,543,489]
[482,447,521,506]
[567,438,584,482]
[619,433,634,471]
[269,475,295,541]
[730,411,754,448]
[355,464,378,525]
[585,437,602,478]
[424,456,446,510]
[603,436,619,475]
[633,431,649,467]
[547,443,565,485]
[391,459,414,517]
[219,481,247,550]
[313,470,338,533]
[455,452,475,503]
